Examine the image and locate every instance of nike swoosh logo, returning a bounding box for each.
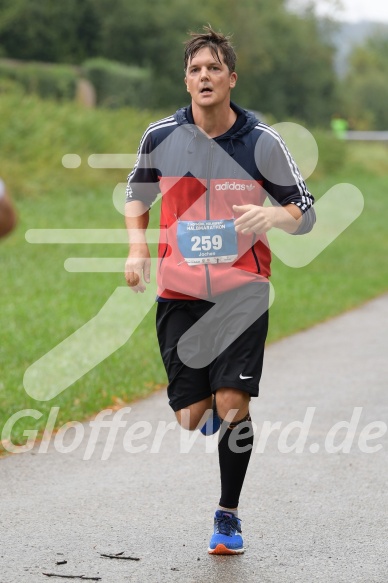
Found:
[239,374,253,380]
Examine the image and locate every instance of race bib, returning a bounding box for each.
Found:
[177,219,238,265]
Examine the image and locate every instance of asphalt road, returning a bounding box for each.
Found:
[1,295,387,583]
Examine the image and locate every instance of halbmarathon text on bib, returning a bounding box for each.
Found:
[177,219,238,265]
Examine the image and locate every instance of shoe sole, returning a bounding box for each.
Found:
[208,544,245,555]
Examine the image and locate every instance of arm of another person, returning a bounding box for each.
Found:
[0,179,17,238]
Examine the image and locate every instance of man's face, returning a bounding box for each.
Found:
[185,47,237,108]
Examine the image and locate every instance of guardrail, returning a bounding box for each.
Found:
[345,131,388,141]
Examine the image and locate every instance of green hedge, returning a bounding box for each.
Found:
[82,58,153,109]
[0,58,153,109]
[0,60,77,100]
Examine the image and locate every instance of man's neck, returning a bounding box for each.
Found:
[191,102,237,138]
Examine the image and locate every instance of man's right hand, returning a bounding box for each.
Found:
[125,244,151,293]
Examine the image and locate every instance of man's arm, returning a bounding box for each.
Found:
[233,203,303,235]
[0,179,17,239]
[124,201,151,293]
[124,124,161,293]
[246,127,316,236]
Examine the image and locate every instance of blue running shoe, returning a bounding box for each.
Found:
[208,510,244,554]
[200,399,221,436]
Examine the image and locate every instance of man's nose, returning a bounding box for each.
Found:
[200,68,209,80]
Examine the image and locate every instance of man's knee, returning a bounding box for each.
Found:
[175,397,213,431]
[215,388,250,423]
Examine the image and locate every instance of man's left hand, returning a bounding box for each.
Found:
[233,203,302,235]
[233,204,276,235]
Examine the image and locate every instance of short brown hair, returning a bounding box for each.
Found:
[184,25,237,73]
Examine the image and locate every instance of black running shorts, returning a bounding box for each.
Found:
[156,282,269,412]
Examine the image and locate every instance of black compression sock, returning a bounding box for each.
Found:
[218,413,254,509]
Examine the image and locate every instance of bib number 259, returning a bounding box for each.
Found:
[191,235,222,252]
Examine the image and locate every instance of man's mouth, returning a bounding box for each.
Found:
[200,87,213,93]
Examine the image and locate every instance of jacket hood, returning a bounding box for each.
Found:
[173,101,259,140]
[173,102,259,155]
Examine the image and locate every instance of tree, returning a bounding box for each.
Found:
[0,0,340,124]
[186,0,338,124]
[0,0,99,63]
[343,35,388,129]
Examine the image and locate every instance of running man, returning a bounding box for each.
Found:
[124,26,315,554]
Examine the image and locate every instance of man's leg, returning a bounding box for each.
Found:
[215,388,253,512]
[156,300,214,415]
[201,285,268,554]
[207,387,253,555]
[156,288,267,554]
[175,396,213,431]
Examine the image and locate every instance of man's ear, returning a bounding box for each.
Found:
[184,76,190,92]
[230,72,238,89]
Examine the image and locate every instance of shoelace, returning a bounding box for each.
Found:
[215,514,241,536]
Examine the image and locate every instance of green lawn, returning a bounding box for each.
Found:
[1,93,387,449]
